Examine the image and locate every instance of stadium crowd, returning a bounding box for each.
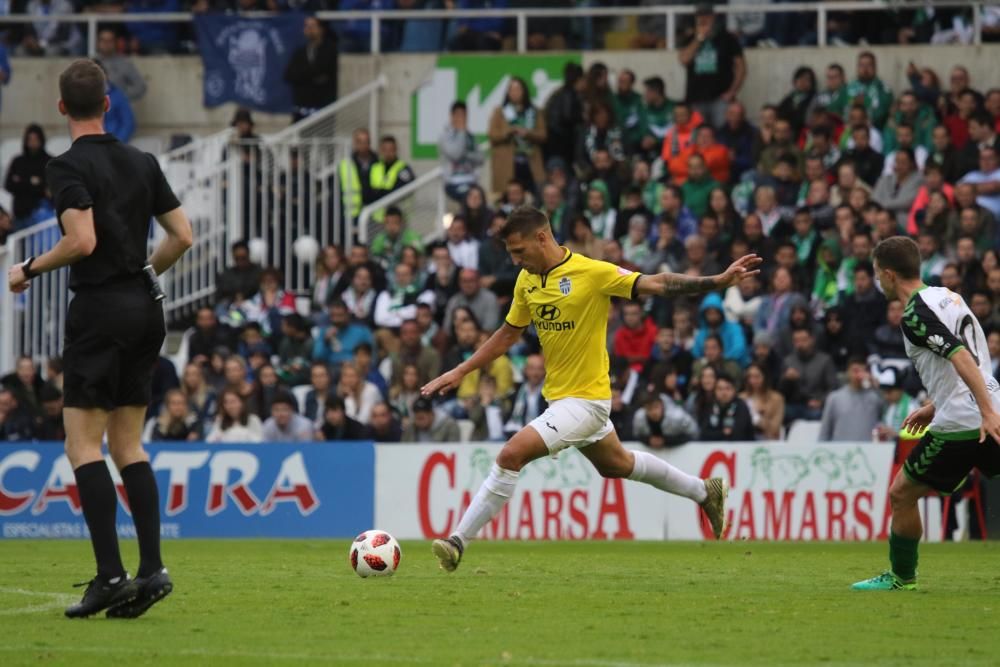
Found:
[4,5,1000,447]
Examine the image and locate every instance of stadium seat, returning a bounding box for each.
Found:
[169,327,194,377]
[941,471,988,541]
[457,419,475,442]
[291,384,312,415]
[786,420,822,444]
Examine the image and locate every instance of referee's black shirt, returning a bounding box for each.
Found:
[46,134,180,290]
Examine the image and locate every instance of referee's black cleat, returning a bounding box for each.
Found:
[106,568,173,619]
[65,575,138,619]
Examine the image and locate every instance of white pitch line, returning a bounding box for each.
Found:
[0,645,874,667]
[0,587,77,615]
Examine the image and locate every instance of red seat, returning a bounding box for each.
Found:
[941,470,988,541]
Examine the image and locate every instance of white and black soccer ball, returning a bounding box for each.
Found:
[349,530,401,578]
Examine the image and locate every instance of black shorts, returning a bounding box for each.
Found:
[903,431,1000,494]
[63,280,165,410]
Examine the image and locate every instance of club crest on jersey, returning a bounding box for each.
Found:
[559,277,571,296]
[927,334,949,354]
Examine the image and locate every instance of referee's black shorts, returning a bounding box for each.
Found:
[63,278,166,410]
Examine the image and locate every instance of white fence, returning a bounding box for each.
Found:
[0,1,988,54]
[0,76,386,373]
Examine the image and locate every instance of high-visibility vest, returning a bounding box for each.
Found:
[338,158,362,219]
[369,160,408,222]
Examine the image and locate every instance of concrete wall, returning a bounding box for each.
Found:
[2,44,996,161]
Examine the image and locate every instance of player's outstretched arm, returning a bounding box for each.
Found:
[7,208,97,293]
[949,348,1000,443]
[149,207,194,275]
[421,323,523,396]
[634,253,762,298]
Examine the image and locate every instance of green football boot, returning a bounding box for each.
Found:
[851,571,917,591]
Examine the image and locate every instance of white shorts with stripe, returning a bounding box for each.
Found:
[527,398,614,455]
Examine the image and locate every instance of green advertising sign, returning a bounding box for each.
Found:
[410,53,582,160]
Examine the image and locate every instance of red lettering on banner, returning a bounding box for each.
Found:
[0,451,40,515]
[206,452,262,516]
[568,490,588,540]
[698,451,736,539]
[799,492,818,540]
[762,490,794,540]
[33,457,81,515]
[734,490,756,539]
[517,492,536,539]
[153,451,210,516]
[115,483,131,514]
[259,453,320,516]
[852,492,873,540]
[541,491,563,539]
[592,479,634,539]
[825,492,848,540]
[417,452,455,538]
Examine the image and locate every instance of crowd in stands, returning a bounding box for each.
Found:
[1,1,999,60]
[5,5,1000,448]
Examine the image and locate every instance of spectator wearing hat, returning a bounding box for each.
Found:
[402,397,461,442]
[698,374,755,442]
[36,384,65,440]
[819,358,883,442]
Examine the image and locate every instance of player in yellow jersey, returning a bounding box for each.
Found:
[422,207,761,571]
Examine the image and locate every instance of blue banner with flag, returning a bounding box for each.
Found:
[0,442,374,539]
[195,13,304,113]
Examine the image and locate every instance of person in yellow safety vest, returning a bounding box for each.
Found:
[369,135,416,222]
[338,128,377,222]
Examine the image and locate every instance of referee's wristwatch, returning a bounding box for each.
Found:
[22,256,37,280]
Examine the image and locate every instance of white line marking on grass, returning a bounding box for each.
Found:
[0,587,76,615]
[0,646,862,667]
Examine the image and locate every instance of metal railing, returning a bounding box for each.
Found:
[0,2,987,55]
[0,220,69,375]
[0,77,386,373]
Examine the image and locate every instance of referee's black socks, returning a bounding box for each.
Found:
[73,461,126,582]
[121,461,163,578]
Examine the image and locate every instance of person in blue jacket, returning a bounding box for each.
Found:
[692,292,749,367]
[103,82,136,144]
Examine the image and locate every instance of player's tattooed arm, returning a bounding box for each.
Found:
[635,273,720,297]
[636,254,763,298]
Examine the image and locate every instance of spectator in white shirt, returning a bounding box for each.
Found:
[374,263,435,329]
[337,362,381,424]
[445,215,480,270]
[206,389,264,443]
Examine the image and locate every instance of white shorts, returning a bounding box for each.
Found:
[528,398,614,454]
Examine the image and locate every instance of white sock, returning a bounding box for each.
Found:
[628,450,707,503]
[452,463,520,547]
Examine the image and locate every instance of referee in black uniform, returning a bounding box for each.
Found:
[7,60,193,619]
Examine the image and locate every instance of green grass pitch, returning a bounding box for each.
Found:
[0,540,998,666]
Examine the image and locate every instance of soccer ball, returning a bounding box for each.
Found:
[350,530,401,578]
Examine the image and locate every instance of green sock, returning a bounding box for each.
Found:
[889,532,919,581]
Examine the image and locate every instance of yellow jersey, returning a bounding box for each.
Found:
[505,249,640,401]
